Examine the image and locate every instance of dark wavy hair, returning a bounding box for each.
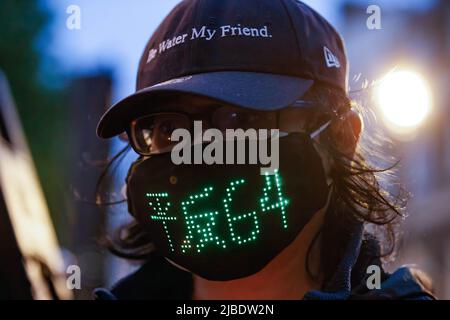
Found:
[95,84,407,283]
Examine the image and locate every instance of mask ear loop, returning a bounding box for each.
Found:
[309,109,354,189]
[309,108,354,140]
[310,121,335,208]
[309,119,332,140]
[308,116,336,189]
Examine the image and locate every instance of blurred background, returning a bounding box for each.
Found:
[0,0,448,299]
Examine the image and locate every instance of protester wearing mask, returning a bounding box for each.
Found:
[93,0,435,300]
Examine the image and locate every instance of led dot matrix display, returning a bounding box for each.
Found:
[146,171,290,254]
[147,192,177,252]
[180,186,226,253]
[224,179,259,245]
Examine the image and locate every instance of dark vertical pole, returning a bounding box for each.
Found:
[68,74,112,299]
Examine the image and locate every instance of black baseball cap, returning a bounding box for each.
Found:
[97,0,348,138]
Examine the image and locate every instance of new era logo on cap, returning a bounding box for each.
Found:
[324,46,341,68]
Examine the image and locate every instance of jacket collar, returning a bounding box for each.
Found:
[94,223,435,300]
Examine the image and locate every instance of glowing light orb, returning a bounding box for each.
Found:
[376,70,431,129]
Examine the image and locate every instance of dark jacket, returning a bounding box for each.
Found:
[93,226,435,300]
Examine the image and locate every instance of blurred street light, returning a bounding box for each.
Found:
[376,70,432,132]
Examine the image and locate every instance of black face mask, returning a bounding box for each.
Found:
[126,133,329,281]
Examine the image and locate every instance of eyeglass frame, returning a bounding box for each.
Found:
[125,100,345,156]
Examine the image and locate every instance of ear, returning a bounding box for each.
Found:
[329,110,362,157]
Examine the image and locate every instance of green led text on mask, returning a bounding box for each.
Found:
[146,171,289,253]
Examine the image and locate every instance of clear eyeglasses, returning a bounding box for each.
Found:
[127,102,333,156]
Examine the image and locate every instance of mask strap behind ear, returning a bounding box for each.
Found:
[310,120,332,139]
[309,108,355,140]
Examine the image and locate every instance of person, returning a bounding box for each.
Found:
[93,0,435,300]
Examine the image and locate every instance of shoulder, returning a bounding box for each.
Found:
[93,253,193,300]
[350,262,436,300]
[305,231,437,300]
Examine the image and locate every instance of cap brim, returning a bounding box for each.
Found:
[97,71,313,138]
